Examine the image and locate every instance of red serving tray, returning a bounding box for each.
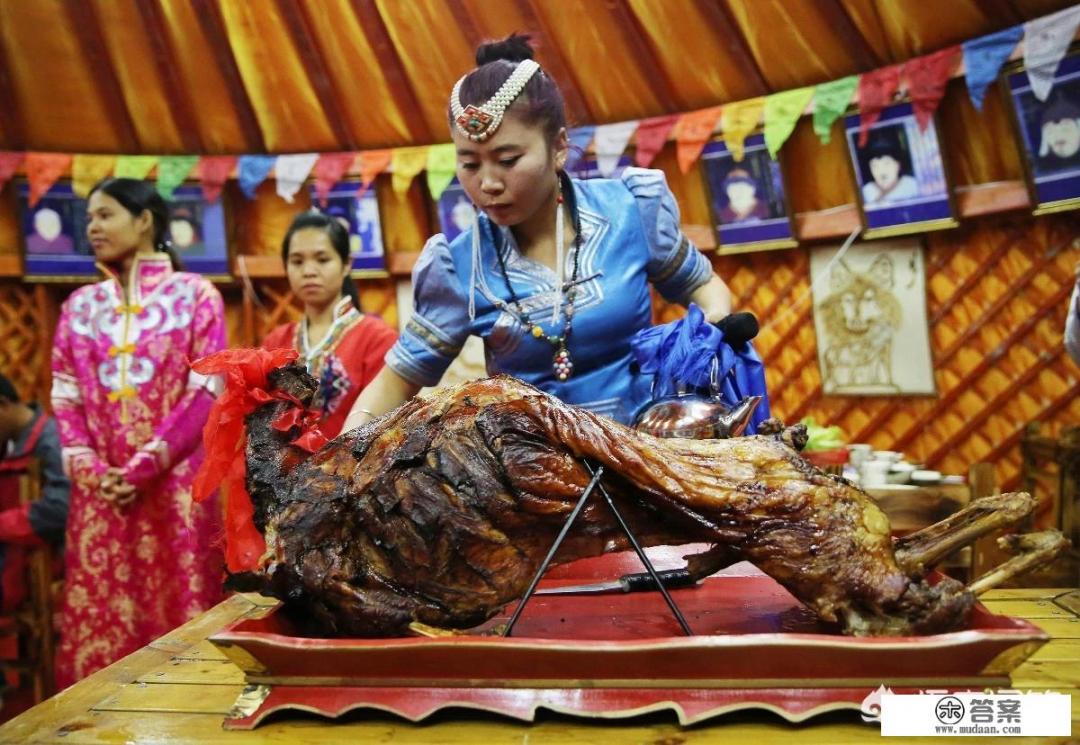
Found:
[210,549,1047,729]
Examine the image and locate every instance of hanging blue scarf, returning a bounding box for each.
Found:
[631,304,771,434]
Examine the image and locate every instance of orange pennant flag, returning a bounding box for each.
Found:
[25,153,73,207]
[674,105,723,174]
[72,154,117,197]
[358,149,393,194]
[391,146,429,196]
[720,97,765,162]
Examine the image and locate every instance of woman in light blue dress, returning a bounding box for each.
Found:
[346,34,734,428]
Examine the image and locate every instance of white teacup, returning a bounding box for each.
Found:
[861,460,891,487]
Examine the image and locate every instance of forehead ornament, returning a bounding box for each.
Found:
[450,59,541,142]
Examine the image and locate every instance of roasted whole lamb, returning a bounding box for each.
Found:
[213,359,1066,639]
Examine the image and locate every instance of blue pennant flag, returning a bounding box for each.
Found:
[963,25,1024,110]
[237,155,276,199]
[631,304,771,434]
[564,125,596,172]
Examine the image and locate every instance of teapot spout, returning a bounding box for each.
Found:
[715,395,763,438]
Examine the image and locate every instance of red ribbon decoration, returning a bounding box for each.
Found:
[903,46,960,131]
[857,64,902,147]
[191,347,328,573]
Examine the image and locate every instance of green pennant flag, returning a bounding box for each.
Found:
[114,154,159,180]
[156,155,200,200]
[812,75,858,144]
[763,86,815,159]
[425,143,457,199]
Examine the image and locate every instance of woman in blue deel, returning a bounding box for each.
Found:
[346,34,741,430]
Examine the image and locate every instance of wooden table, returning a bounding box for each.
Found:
[1,590,1077,744]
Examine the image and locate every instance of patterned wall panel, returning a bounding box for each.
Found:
[655,212,1079,491]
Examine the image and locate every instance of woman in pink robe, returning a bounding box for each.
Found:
[51,179,225,688]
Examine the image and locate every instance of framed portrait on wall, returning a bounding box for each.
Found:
[844,103,957,238]
[18,182,95,281]
[435,178,474,244]
[1004,48,1080,215]
[700,134,797,254]
[809,236,936,396]
[310,181,387,277]
[164,185,230,280]
[18,182,231,282]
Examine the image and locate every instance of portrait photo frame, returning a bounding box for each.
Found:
[699,133,797,255]
[810,236,936,397]
[844,102,958,239]
[310,180,387,277]
[435,178,473,244]
[18,181,232,283]
[164,185,231,281]
[1003,46,1080,215]
[18,181,95,282]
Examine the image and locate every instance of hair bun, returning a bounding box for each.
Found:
[475,33,535,66]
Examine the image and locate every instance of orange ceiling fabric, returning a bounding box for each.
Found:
[0,0,1074,155]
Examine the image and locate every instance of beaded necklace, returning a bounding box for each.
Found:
[491,173,583,381]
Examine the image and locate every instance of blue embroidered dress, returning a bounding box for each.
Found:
[386,168,712,424]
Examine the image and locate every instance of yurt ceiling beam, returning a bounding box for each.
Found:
[274,0,358,151]
[191,0,266,152]
[607,1,683,112]
[513,0,594,124]
[348,0,433,144]
[0,32,23,148]
[817,0,884,71]
[134,0,203,153]
[697,0,770,95]
[444,0,484,50]
[65,1,141,152]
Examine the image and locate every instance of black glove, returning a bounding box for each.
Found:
[714,311,759,349]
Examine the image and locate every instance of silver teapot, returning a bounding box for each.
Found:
[632,358,762,439]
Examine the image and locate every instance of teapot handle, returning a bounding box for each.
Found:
[708,355,722,399]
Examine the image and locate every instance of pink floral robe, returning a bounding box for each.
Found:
[51,255,226,688]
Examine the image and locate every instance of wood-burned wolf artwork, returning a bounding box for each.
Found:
[819,254,901,392]
[810,239,936,396]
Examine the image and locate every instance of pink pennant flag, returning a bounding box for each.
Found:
[198,156,237,203]
[634,114,679,167]
[313,152,357,207]
[903,46,960,131]
[674,105,723,174]
[25,153,73,207]
[857,64,902,147]
[0,152,25,192]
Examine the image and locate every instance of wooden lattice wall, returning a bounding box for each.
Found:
[657,210,1080,492]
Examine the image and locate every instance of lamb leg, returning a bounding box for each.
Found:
[967,530,1071,595]
[893,493,1035,576]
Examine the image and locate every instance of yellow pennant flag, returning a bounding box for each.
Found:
[114,155,158,180]
[72,154,117,197]
[720,98,765,162]
[425,143,457,199]
[763,87,814,159]
[391,146,429,196]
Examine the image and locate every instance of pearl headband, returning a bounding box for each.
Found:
[450,59,541,142]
